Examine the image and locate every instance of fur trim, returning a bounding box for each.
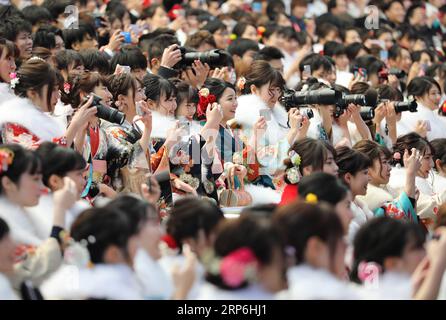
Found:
[0,96,65,141]
[235,94,288,145]
[245,184,281,205]
[136,112,203,139]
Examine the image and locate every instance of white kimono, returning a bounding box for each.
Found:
[360,272,412,300]
[348,198,374,245]
[0,273,18,300]
[196,282,274,300]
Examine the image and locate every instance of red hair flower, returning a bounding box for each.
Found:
[161,234,178,249]
[197,88,216,119]
[220,247,258,288]
[63,82,71,94]
[0,148,14,174]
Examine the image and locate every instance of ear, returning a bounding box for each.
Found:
[26,88,38,101]
[150,58,160,70]
[146,98,157,110]
[233,55,242,63]
[182,238,197,254]
[304,236,325,267]
[103,245,125,264]
[435,159,443,172]
[71,42,81,51]
[302,165,313,177]
[117,94,127,109]
[250,84,258,95]
[1,176,16,194]
[344,172,353,185]
[48,174,63,191]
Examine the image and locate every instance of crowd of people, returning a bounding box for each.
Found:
[2,0,446,300]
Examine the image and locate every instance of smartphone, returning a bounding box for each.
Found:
[114,64,131,75]
[179,119,191,135]
[149,170,172,205]
[252,1,262,13]
[259,109,272,121]
[121,31,131,44]
[425,120,431,132]
[302,65,311,80]
[380,50,388,62]
[136,101,145,116]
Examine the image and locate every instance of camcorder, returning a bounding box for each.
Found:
[82,93,126,125]
[174,47,229,70]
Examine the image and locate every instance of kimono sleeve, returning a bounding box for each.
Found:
[374,191,418,222]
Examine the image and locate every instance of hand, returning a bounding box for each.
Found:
[70,96,98,132]
[205,102,223,129]
[98,183,117,199]
[165,121,184,150]
[404,148,422,177]
[135,101,152,132]
[54,177,78,211]
[414,120,428,138]
[172,178,198,196]
[171,244,197,299]
[387,74,399,89]
[210,67,228,80]
[348,103,361,120]
[253,116,267,140]
[288,108,303,129]
[373,103,387,126]
[169,15,187,31]
[426,227,446,270]
[182,61,210,89]
[297,115,310,140]
[141,175,161,205]
[160,44,182,69]
[336,107,352,127]
[385,102,397,124]
[105,29,125,52]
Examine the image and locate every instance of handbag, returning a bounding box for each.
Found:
[219,169,252,207]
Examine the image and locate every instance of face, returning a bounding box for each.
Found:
[292,5,307,19]
[53,35,65,53]
[0,234,15,275]
[410,8,427,26]
[138,218,163,260]
[419,52,432,66]
[323,151,339,176]
[396,49,412,73]
[219,87,237,123]
[150,7,170,29]
[345,30,361,45]
[177,101,196,121]
[421,86,441,110]
[77,34,98,50]
[283,39,299,55]
[65,169,86,197]
[93,83,113,107]
[277,13,292,27]
[241,25,258,42]
[347,168,370,197]
[254,82,282,108]
[241,50,257,66]
[213,28,230,49]
[30,84,59,113]
[264,32,283,48]
[15,31,33,60]
[418,147,434,179]
[387,2,405,24]
[334,191,353,233]
[369,155,392,185]
[334,54,349,71]
[378,32,394,50]
[6,171,43,207]
[68,62,85,77]
[0,50,16,83]
[313,66,336,86]
[159,92,177,116]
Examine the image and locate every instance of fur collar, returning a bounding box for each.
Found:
[0,96,65,141]
[235,94,289,144]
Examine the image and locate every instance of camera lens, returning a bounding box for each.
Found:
[394,100,417,113]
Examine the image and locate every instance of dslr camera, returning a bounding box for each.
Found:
[174,47,228,70]
[82,93,126,125]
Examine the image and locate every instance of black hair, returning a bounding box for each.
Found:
[166,197,224,249]
[392,132,434,167]
[431,139,446,173]
[0,17,32,42]
[107,72,137,106]
[254,46,284,61]
[335,146,372,181]
[227,38,259,58]
[240,204,278,219]
[407,76,441,98]
[55,49,83,71]
[285,138,336,183]
[79,49,110,75]
[274,202,344,268]
[266,0,286,20]
[0,144,41,195]
[323,41,346,57]
[242,60,284,95]
[147,34,180,62]
[232,22,256,39]
[70,207,136,264]
[350,217,425,283]
[405,2,425,23]
[35,142,86,188]
[175,81,199,108]
[299,53,334,74]
[143,73,177,103]
[299,172,349,206]
[345,42,369,61]
[376,84,403,101]
[277,26,300,42]
[0,217,9,240]
[33,28,57,50]
[201,19,227,35]
[63,21,96,50]
[388,44,409,61]
[141,4,164,19]
[42,0,74,20]
[202,77,235,102]
[339,26,361,42]
[22,5,52,27]
[0,5,24,20]
[411,50,435,64]
[316,22,339,40]
[110,45,147,73]
[205,214,282,290]
[353,140,392,180]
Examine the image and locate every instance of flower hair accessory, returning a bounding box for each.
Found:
[285,150,302,184]
[202,247,259,288]
[357,261,382,284]
[197,87,216,118]
[161,234,178,250]
[289,150,301,167]
[0,148,14,174]
[230,34,237,41]
[9,73,19,89]
[63,82,71,94]
[236,76,246,91]
[305,193,318,204]
[393,152,401,161]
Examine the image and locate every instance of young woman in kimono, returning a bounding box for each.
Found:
[103,72,153,193]
[0,58,96,149]
[354,140,421,223]
[0,38,18,102]
[430,139,446,195]
[0,144,78,291]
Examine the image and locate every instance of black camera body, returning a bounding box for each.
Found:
[82,93,125,125]
[281,88,341,111]
[174,47,226,70]
[394,100,417,113]
[359,107,375,121]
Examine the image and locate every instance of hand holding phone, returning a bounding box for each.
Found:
[259,108,272,121]
[425,120,431,132]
